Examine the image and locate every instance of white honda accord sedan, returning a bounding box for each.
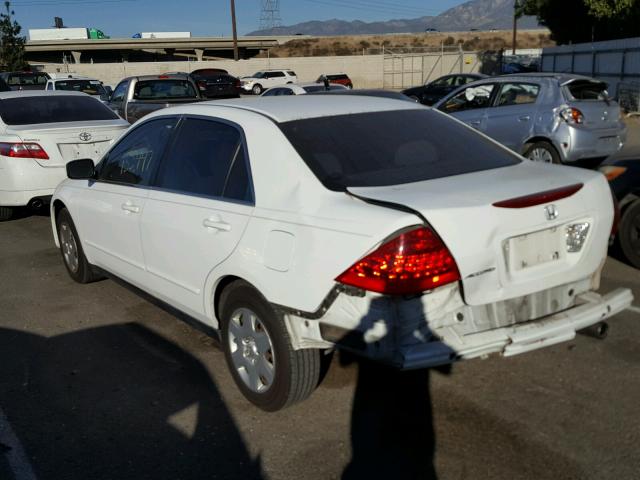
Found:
[50,96,633,411]
[0,91,128,220]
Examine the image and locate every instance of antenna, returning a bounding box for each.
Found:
[259,0,282,31]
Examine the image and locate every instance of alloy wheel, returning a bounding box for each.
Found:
[59,222,79,273]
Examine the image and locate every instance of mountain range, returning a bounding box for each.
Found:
[248,0,541,36]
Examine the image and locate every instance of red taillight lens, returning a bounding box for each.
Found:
[234,79,241,88]
[197,80,207,91]
[335,226,460,295]
[560,107,584,124]
[0,142,49,160]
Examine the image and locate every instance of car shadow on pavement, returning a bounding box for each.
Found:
[339,296,450,480]
[0,323,263,480]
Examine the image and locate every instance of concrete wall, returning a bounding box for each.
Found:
[39,55,385,89]
[541,37,640,96]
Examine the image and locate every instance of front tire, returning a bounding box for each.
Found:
[252,84,263,95]
[220,281,321,411]
[618,200,640,269]
[56,208,102,283]
[0,206,13,221]
[524,141,561,164]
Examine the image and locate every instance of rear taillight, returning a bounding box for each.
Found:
[335,226,460,295]
[0,142,49,160]
[599,165,627,182]
[197,80,207,91]
[234,79,241,88]
[560,107,584,124]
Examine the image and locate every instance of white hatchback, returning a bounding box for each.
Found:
[50,97,633,411]
[0,91,128,220]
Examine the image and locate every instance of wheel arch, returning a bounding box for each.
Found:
[522,136,564,161]
[51,199,67,247]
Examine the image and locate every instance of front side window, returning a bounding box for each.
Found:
[98,117,178,186]
[440,84,495,113]
[252,72,266,79]
[155,118,252,202]
[496,83,540,107]
[279,109,520,191]
[111,81,128,103]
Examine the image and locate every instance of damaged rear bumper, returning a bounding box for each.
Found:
[402,288,633,369]
[280,279,634,370]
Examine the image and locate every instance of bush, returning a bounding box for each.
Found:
[443,36,456,46]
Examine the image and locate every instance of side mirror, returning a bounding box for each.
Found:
[67,158,96,180]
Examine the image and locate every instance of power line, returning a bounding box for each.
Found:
[259,0,282,30]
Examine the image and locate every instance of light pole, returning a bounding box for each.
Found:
[230,0,239,61]
[512,0,520,55]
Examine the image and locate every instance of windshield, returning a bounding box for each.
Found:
[279,109,521,191]
[133,80,197,100]
[7,73,49,86]
[0,95,119,125]
[55,80,106,96]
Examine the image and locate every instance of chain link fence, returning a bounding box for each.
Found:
[618,82,640,115]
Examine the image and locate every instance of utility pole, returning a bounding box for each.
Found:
[230,0,239,61]
[512,0,519,55]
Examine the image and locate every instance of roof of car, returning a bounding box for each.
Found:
[0,90,90,99]
[192,95,423,122]
[125,73,191,81]
[499,72,602,83]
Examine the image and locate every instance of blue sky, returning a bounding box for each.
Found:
[12,0,466,38]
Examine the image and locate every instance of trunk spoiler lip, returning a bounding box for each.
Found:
[493,183,584,209]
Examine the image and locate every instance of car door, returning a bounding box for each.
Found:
[482,82,541,152]
[76,117,179,286]
[108,80,129,118]
[140,116,254,320]
[438,83,497,132]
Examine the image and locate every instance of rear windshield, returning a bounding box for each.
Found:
[55,79,106,96]
[0,95,119,125]
[133,80,197,100]
[565,80,608,101]
[7,73,49,86]
[279,109,521,190]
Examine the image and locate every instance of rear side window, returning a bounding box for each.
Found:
[99,117,178,186]
[156,118,252,201]
[0,95,119,125]
[287,71,297,77]
[565,80,608,101]
[133,80,197,99]
[496,83,540,107]
[279,109,521,191]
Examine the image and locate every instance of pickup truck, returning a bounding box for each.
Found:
[106,74,202,123]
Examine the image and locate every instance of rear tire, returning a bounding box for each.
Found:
[523,141,561,164]
[252,84,263,95]
[220,280,321,411]
[56,208,102,284]
[618,200,640,269]
[0,206,13,221]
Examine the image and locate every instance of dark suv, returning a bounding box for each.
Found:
[190,68,241,99]
[317,73,353,89]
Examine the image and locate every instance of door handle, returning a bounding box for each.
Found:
[203,218,232,232]
[121,203,140,214]
[518,115,531,122]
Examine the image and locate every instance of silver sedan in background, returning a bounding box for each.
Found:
[433,73,627,166]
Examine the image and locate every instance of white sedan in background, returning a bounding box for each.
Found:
[50,97,632,411]
[0,91,128,220]
[261,82,349,96]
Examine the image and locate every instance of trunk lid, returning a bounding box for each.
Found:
[8,120,128,167]
[349,162,613,306]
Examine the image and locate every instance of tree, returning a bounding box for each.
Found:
[518,0,640,44]
[0,1,26,70]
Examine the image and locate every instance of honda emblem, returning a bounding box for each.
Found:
[544,204,559,221]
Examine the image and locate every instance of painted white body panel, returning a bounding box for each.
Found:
[0,92,127,207]
[51,97,633,367]
[29,28,88,41]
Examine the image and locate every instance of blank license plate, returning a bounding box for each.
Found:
[507,227,564,272]
[59,141,110,160]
